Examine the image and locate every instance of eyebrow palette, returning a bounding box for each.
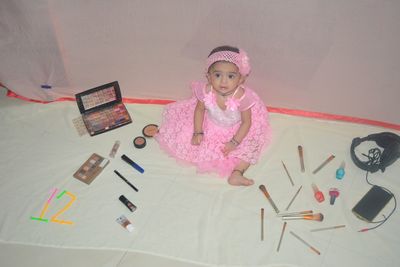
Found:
[75,81,132,136]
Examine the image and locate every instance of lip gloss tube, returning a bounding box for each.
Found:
[109,140,120,158]
[119,195,137,212]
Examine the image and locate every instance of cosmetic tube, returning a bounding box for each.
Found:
[116,215,134,232]
[119,195,137,212]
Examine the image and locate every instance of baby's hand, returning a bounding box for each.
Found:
[221,141,236,156]
[191,134,203,145]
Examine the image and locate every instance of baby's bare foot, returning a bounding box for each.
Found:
[228,170,254,186]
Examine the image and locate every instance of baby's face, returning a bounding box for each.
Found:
[207,61,244,94]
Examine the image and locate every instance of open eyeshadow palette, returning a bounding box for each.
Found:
[73,153,109,184]
[75,81,132,136]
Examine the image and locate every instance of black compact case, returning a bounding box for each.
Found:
[352,185,393,222]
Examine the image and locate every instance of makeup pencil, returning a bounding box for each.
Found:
[114,170,139,192]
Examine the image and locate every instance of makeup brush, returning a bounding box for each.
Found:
[259,184,280,214]
[285,185,303,211]
[278,210,313,217]
[298,145,305,172]
[282,213,324,222]
[260,208,264,241]
[312,154,335,174]
[281,161,294,186]
[290,231,321,255]
[276,221,287,252]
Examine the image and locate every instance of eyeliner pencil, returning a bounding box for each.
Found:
[114,170,139,192]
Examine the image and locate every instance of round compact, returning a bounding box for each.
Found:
[133,136,147,149]
[142,124,159,138]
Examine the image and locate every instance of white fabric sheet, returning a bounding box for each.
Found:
[0,88,399,267]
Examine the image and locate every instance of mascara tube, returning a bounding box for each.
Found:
[121,154,145,173]
[119,195,137,212]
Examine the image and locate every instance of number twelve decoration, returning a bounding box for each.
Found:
[30,188,76,225]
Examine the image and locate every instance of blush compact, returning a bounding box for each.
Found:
[142,124,159,138]
[133,136,146,149]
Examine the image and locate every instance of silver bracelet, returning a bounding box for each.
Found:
[230,137,240,146]
[193,132,204,136]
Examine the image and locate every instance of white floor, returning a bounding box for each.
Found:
[0,88,399,267]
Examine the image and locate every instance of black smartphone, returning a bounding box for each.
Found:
[352,185,393,222]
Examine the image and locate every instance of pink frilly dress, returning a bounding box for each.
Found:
[155,81,272,177]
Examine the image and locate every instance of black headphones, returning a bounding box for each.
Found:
[350,132,400,173]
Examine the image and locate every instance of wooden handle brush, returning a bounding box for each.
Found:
[278,210,313,217]
[282,213,324,222]
[259,184,280,214]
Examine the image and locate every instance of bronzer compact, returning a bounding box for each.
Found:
[133,136,147,149]
[133,124,159,149]
[142,124,159,138]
